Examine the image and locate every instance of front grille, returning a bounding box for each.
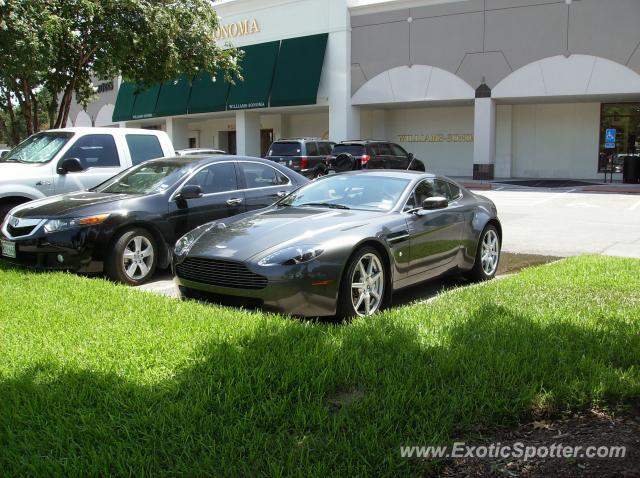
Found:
[176,257,268,290]
[7,224,37,237]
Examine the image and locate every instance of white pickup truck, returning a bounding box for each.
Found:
[0,127,175,221]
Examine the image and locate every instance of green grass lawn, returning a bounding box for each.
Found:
[1,256,639,476]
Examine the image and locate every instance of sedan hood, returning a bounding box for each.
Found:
[187,206,387,262]
[10,191,140,219]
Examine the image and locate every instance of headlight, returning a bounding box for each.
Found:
[174,223,216,257]
[258,245,324,266]
[43,214,109,233]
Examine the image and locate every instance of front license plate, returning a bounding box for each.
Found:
[1,239,16,258]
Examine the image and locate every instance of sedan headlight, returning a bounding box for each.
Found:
[258,245,324,266]
[174,223,216,257]
[43,214,110,234]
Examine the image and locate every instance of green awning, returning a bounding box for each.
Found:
[112,82,136,122]
[188,71,230,114]
[131,84,161,120]
[270,34,328,107]
[227,41,280,110]
[154,75,191,118]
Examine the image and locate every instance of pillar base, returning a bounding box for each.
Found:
[473,164,495,181]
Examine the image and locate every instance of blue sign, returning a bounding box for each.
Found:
[605,128,616,143]
[605,142,616,149]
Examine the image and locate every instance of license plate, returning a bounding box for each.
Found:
[1,239,16,258]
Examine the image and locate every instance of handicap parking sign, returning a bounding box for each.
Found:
[605,129,616,143]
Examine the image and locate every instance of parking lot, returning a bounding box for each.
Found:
[478,188,640,258]
[138,188,640,300]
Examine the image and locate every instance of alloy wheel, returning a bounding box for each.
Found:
[481,229,500,276]
[351,252,384,316]
[122,236,154,281]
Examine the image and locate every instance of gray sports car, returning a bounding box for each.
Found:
[173,170,501,318]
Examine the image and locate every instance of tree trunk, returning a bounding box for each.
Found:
[31,92,39,133]
[54,85,73,129]
[4,91,21,145]
[20,81,34,137]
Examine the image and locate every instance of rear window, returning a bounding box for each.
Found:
[306,142,318,156]
[268,142,302,157]
[126,134,164,166]
[333,144,366,156]
[318,142,333,155]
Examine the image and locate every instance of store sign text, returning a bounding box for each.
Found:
[398,134,474,143]
[214,19,261,41]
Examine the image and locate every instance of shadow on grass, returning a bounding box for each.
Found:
[1,304,638,476]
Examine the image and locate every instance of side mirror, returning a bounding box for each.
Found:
[176,184,203,201]
[422,196,448,210]
[57,157,83,175]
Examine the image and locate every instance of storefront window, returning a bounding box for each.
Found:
[599,103,640,173]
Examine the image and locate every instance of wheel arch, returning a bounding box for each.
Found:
[102,221,171,269]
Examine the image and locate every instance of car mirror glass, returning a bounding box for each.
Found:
[176,184,203,201]
[56,157,83,175]
[422,196,448,210]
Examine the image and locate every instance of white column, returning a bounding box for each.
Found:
[165,117,190,151]
[495,105,513,178]
[327,0,360,142]
[473,98,496,179]
[236,110,261,157]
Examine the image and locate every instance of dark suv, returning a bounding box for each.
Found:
[327,140,425,173]
[266,138,335,179]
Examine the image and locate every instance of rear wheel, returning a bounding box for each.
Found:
[337,247,387,318]
[464,225,500,281]
[106,228,157,285]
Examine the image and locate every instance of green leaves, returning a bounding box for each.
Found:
[0,0,241,139]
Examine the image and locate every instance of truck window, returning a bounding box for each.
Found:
[126,134,164,166]
[61,134,119,168]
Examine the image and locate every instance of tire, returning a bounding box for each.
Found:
[0,203,19,224]
[464,224,501,282]
[105,228,158,285]
[336,246,388,319]
[334,153,355,172]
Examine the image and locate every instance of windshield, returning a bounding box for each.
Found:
[94,161,193,195]
[333,145,366,156]
[268,142,302,156]
[280,174,409,211]
[2,132,74,164]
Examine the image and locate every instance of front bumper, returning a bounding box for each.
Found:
[0,227,105,273]
[173,257,342,317]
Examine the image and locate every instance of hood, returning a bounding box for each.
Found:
[11,191,141,219]
[187,206,386,262]
[0,160,52,182]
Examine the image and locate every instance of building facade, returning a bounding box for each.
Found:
[67,0,640,180]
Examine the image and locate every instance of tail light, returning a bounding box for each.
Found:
[360,154,371,165]
[300,156,309,169]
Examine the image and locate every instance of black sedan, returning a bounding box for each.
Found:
[174,170,501,318]
[0,156,307,284]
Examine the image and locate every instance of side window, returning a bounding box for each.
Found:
[239,163,283,188]
[185,162,238,194]
[434,179,452,199]
[373,143,391,155]
[414,179,436,206]
[306,142,318,156]
[447,182,461,200]
[62,134,119,168]
[318,142,331,155]
[391,144,408,157]
[126,134,164,166]
[276,170,290,185]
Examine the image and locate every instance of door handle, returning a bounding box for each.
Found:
[226,198,243,206]
[35,180,51,186]
[276,191,287,197]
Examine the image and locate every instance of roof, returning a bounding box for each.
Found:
[336,169,435,179]
[276,137,332,142]
[47,127,166,135]
[338,140,390,145]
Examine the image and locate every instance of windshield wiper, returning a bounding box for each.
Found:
[298,202,350,210]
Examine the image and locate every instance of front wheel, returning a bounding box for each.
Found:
[106,228,157,285]
[464,225,501,281]
[337,247,387,318]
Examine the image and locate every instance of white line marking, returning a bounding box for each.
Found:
[530,188,578,206]
[629,199,640,211]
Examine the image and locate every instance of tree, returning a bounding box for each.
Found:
[0,0,241,144]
